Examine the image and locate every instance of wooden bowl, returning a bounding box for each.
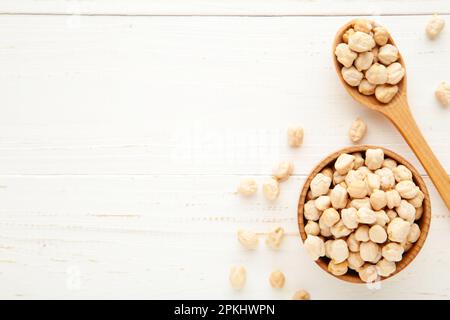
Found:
[297,145,431,283]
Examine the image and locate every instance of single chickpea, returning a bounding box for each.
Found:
[263,178,280,201]
[329,239,349,263]
[386,62,405,85]
[396,200,416,223]
[330,184,348,209]
[320,225,332,237]
[345,169,365,186]
[321,167,333,180]
[330,220,352,238]
[348,31,376,52]
[369,225,388,244]
[408,190,424,208]
[366,172,381,193]
[328,260,349,276]
[269,270,286,289]
[415,206,424,221]
[341,66,364,87]
[355,51,374,71]
[324,239,334,259]
[341,207,358,229]
[335,153,355,175]
[304,200,321,221]
[304,235,325,261]
[354,19,373,34]
[435,82,450,107]
[320,208,340,228]
[272,161,294,182]
[335,43,358,68]
[426,14,446,39]
[382,158,397,170]
[315,195,331,211]
[348,117,367,142]
[342,28,355,43]
[350,197,371,210]
[266,226,284,249]
[370,189,387,211]
[292,290,310,300]
[287,125,304,148]
[229,266,246,290]
[382,242,404,262]
[237,229,259,249]
[305,220,320,236]
[358,264,379,283]
[387,217,411,243]
[353,152,365,169]
[355,225,370,242]
[375,210,390,227]
[407,223,421,243]
[386,209,398,221]
[393,165,412,182]
[348,179,368,199]
[333,171,346,185]
[360,241,381,262]
[347,252,364,270]
[237,178,258,196]
[365,63,388,85]
[365,149,384,170]
[375,167,396,191]
[395,180,418,199]
[358,79,376,95]
[375,84,399,103]
[378,44,399,65]
[310,173,332,198]
[373,26,390,46]
[376,259,396,277]
[357,207,377,224]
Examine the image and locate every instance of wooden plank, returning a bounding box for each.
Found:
[0,175,448,299]
[0,0,449,16]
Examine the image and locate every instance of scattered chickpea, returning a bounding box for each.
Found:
[262,178,280,201]
[426,14,445,39]
[266,226,285,249]
[229,266,246,290]
[269,270,286,289]
[272,161,294,182]
[435,82,450,107]
[348,117,367,142]
[237,229,259,250]
[237,178,258,196]
[287,125,304,147]
[292,290,310,300]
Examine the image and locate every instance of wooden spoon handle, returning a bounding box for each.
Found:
[385,100,450,210]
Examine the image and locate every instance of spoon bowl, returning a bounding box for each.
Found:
[332,19,450,210]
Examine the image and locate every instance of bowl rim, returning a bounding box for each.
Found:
[297,145,431,284]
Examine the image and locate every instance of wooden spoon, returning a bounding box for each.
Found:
[333,20,450,210]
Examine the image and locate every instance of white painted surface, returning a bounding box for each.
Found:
[0,3,449,299]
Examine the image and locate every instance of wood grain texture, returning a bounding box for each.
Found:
[0,0,449,16]
[298,145,431,284]
[0,13,449,299]
[333,19,450,209]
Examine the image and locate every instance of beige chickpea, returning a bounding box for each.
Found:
[304,200,321,221]
[386,189,402,210]
[324,239,334,259]
[393,165,412,182]
[386,209,398,221]
[353,152,365,169]
[335,43,358,68]
[351,197,371,210]
[426,14,446,39]
[266,226,284,249]
[353,19,373,34]
[237,229,259,249]
[292,290,310,300]
[373,26,390,46]
[330,185,348,209]
[435,82,450,107]
[366,173,381,194]
[341,66,364,87]
[329,239,349,263]
[237,178,258,196]
[347,233,361,252]
[342,28,355,43]
[333,171,346,185]
[263,178,280,201]
[304,235,325,260]
[378,44,399,65]
[287,125,304,148]
[382,158,397,170]
[272,161,294,182]
[355,51,374,71]
[396,200,416,223]
[376,259,396,277]
[408,190,424,208]
[229,266,246,290]
[360,241,381,262]
[269,270,286,289]
[375,84,398,103]
[375,167,396,191]
[369,225,388,243]
[341,207,358,229]
[415,206,423,221]
[331,220,352,238]
[358,264,378,283]
[356,166,371,177]
[387,217,411,243]
[358,79,376,95]
[386,62,405,85]
[395,180,418,199]
[310,173,332,198]
[348,180,368,199]
[365,63,388,85]
[347,252,364,270]
[365,148,384,171]
[382,242,404,262]
[348,118,367,142]
[375,210,390,227]
[321,167,333,180]
[320,208,340,228]
[407,223,421,243]
[305,220,320,236]
[345,170,365,186]
[357,207,377,224]
[370,190,387,211]
[335,153,355,175]
[348,31,376,52]
[328,260,348,276]
[355,225,370,242]
[315,195,331,211]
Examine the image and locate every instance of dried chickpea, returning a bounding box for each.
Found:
[329,239,349,263]
[347,233,361,252]
[382,242,404,262]
[373,26,390,46]
[415,206,423,221]
[358,79,376,96]
[237,229,259,249]
[365,148,384,170]
[355,225,370,242]
[376,259,396,277]
[273,161,294,182]
[351,197,371,210]
[435,82,450,107]
[358,264,378,283]
[269,270,286,289]
[229,266,246,290]
[370,190,387,211]
[357,207,377,224]
[304,200,320,221]
[348,31,376,52]
[320,208,340,228]
[287,125,304,147]
[408,190,424,208]
[387,217,410,243]
[324,239,333,258]
[330,220,352,238]
[375,210,390,227]
[396,200,416,223]
[360,241,381,262]
[354,19,373,34]
[347,252,364,270]
[345,169,365,186]
[375,85,398,103]
[349,117,367,142]
[315,195,331,211]
[386,209,398,221]
[376,167,396,191]
[366,172,381,193]
[355,51,374,71]
[335,153,355,175]
[321,167,333,180]
[365,63,388,85]
[378,44,399,65]
[263,178,280,201]
[330,184,348,209]
[393,165,412,182]
[382,158,397,170]
[407,223,421,243]
[386,62,405,85]
[266,226,284,249]
[353,152,365,169]
[348,179,368,199]
[310,173,332,198]
[304,235,325,260]
[426,14,445,39]
[343,28,355,43]
[335,43,358,68]
[395,180,418,199]
[369,225,388,244]
[292,290,310,300]
[328,260,348,276]
[341,66,364,87]
[341,207,358,229]
[237,178,258,196]
[305,220,320,236]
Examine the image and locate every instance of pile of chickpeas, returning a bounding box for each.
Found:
[303,148,424,283]
[335,19,405,104]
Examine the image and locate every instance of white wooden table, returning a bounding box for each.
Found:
[0,0,449,300]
